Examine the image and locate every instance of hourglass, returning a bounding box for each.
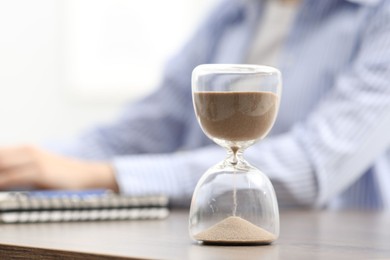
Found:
[189,64,281,245]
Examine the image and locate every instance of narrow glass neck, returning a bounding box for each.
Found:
[226,147,244,166]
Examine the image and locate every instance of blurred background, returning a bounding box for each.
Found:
[0,0,215,145]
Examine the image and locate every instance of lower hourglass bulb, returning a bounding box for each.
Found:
[189,90,280,245]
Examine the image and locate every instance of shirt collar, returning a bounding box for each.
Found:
[345,0,381,6]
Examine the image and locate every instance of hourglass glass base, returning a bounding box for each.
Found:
[189,161,279,245]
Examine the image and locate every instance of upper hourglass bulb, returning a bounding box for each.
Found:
[189,64,282,245]
[193,91,278,147]
[193,64,281,162]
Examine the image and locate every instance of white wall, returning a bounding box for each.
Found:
[0,0,215,145]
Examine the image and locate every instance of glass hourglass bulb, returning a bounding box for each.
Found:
[189,64,281,245]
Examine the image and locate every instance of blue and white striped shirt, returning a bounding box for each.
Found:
[54,0,390,209]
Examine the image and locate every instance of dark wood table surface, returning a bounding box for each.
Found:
[0,210,389,259]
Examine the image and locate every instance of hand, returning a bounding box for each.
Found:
[0,145,119,191]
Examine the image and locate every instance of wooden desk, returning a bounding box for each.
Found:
[0,210,389,259]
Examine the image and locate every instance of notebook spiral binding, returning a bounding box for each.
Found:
[0,190,169,223]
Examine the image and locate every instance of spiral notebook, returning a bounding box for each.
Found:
[0,190,169,223]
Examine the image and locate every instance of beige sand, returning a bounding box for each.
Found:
[194,216,276,244]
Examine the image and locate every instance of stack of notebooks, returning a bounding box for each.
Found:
[0,190,169,223]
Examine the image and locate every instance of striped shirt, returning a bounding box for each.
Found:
[53,0,390,209]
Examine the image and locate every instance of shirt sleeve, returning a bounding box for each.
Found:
[113,146,225,207]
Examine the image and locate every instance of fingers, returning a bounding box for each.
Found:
[0,164,36,189]
[0,145,36,170]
